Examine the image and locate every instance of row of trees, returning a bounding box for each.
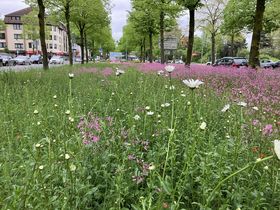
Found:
[25,0,115,69]
[118,0,280,68]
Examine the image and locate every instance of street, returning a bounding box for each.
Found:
[0,61,79,72]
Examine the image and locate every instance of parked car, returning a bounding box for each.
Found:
[260,60,273,68]
[49,56,64,64]
[214,57,248,68]
[174,59,184,64]
[75,57,82,62]
[0,55,16,66]
[14,56,31,65]
[231,57,248,68]
[271,61,280,69]
[30,55,42,64]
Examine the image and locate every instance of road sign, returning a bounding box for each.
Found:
[162,36,178,50]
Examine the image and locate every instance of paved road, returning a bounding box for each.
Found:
[0,61,78,72]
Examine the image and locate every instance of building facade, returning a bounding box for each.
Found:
[2,7,68,55]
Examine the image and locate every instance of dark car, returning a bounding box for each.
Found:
[30,55,43,64]
[0,57,3,67]
[214,57,248,68]
[272,61,280,69]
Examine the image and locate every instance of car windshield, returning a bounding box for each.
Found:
[17,56,27,59]
[233,58,247,64]
[52,56,61,59]
[31,55,39,58]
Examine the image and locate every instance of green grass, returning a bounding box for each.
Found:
[0,64,279,210]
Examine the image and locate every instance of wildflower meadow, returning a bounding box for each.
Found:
[0,63,279,209]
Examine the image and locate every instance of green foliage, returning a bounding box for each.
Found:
[0,19,5,31]
[222,0,280,35]
[0,64,279,209]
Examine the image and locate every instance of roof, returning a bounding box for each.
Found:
[5,7,32,17]
[4,7,32,24]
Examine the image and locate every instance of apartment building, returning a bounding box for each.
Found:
[2,7,68,55]
[0,20,6,51]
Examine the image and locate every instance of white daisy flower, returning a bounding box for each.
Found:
[165,65,175,73]
[274,140,280,160]
[183,79,204,89]
[221,104,230,112]
[237,102,247,107]
[147,111,154,116]
[133,115,141,120]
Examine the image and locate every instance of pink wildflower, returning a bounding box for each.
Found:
[252,119,260,126]
[262,124,273,135]
[91,136,100,142]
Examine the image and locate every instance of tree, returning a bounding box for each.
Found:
[49,0,74,65]
[37,0,49,69]
[154,0,180,63]
[72,0,109,64]
[200,0,225,64]
[130,0,158,63]
[25,0,49,69]
[249,0,266,67]
[222,0,280,67]
[176,0,202,66]
[22,9,41,54]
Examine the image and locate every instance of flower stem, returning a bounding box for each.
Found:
[205,155,274,207]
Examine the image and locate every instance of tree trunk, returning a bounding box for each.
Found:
[149,31,153,63]
[186,8,195,66]
[211,33,216,64]
[249,0,266,68]
[37,0,48,70]
[79,24,85,64]
[140,41,143,63]
[231,33,234,56]
[160,9,165,64]
[65,0,73,66]
[85,32,89,63]
[143,37,146,62]
[92,39,95,62]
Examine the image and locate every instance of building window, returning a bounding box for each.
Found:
[29,42,33,49]
[53,26,56,32]
[15,43,23,49]
[54,44,57,49]
[49,44,53,49]
[54,35,57,40]
[15,16,20,20]
[13,24,22,30]
[49,35,52,40]
[0,33,5,39]
[14,34,22,40]
[0,42,6,48]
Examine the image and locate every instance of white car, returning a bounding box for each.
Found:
[260,60,273,68]
[175,59,184,64]
[14,56,31,65]
[49,56,64,64]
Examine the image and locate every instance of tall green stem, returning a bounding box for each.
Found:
[205,155,274,207]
